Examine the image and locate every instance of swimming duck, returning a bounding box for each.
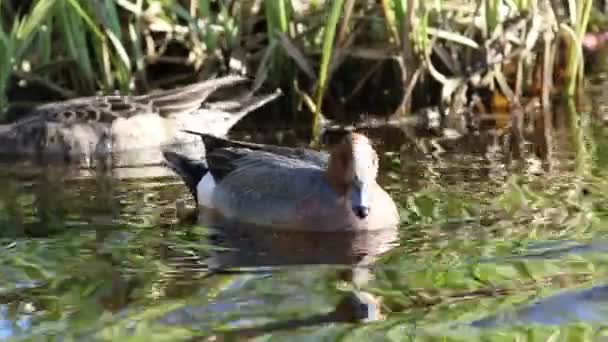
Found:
[163,131,399,231]
[0,75,280,168]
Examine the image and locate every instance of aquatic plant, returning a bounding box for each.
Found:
[0,0,597,139]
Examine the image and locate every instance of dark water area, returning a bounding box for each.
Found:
[2,82,608,340]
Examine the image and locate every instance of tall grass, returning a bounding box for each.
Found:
[0,0,57,112]
[0,0,599,136]
[312,0,344,142]
[1,0,135,107]
[564,0,593,97]
[264,0,292,86]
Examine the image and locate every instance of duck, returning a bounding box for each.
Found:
[0,75,280,168]
[163,131,399,231]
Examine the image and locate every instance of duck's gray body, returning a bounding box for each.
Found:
[164,132,400,232]
[0,75,280,168]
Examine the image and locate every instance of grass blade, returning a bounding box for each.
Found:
[312,0,345,142]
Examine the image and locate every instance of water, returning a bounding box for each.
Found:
[1,95,608,341]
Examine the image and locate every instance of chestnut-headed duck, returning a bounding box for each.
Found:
[164,131,399,231]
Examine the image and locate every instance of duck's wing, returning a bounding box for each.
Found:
[184,131,329,170]
[10,75,250,128]
[135,75,248,116]
[205,144,328,182]
[23,96,150,125]
[204,148,333,229]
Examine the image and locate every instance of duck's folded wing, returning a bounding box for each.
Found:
[209,150,329,226]
[136,75,248,116]
[206,147,327,182]
[23,97,126,125]
[21,75,250,127]
[186,132,329,169]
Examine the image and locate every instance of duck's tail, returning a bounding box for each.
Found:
[162,151,208,201]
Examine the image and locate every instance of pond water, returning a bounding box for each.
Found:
[2,85,608,341]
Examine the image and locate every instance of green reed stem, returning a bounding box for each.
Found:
[313,0,344,142]
[565,0,592,97]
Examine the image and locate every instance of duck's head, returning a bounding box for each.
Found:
[326,132,379,220]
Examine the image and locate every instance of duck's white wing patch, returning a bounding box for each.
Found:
[197,173,217,208]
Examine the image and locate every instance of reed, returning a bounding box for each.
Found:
[312,0,344,142]
[0,0,599,134]
[264,0,292,85]
[564,0,593,97]
[0,0,57,112]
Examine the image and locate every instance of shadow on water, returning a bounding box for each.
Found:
[3,81,608,339]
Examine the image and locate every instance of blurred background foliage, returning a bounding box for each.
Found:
[0,0,600,133]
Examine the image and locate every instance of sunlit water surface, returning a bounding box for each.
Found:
[2,98,608,341]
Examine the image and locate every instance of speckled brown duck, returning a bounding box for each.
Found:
[0,75,280,168]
